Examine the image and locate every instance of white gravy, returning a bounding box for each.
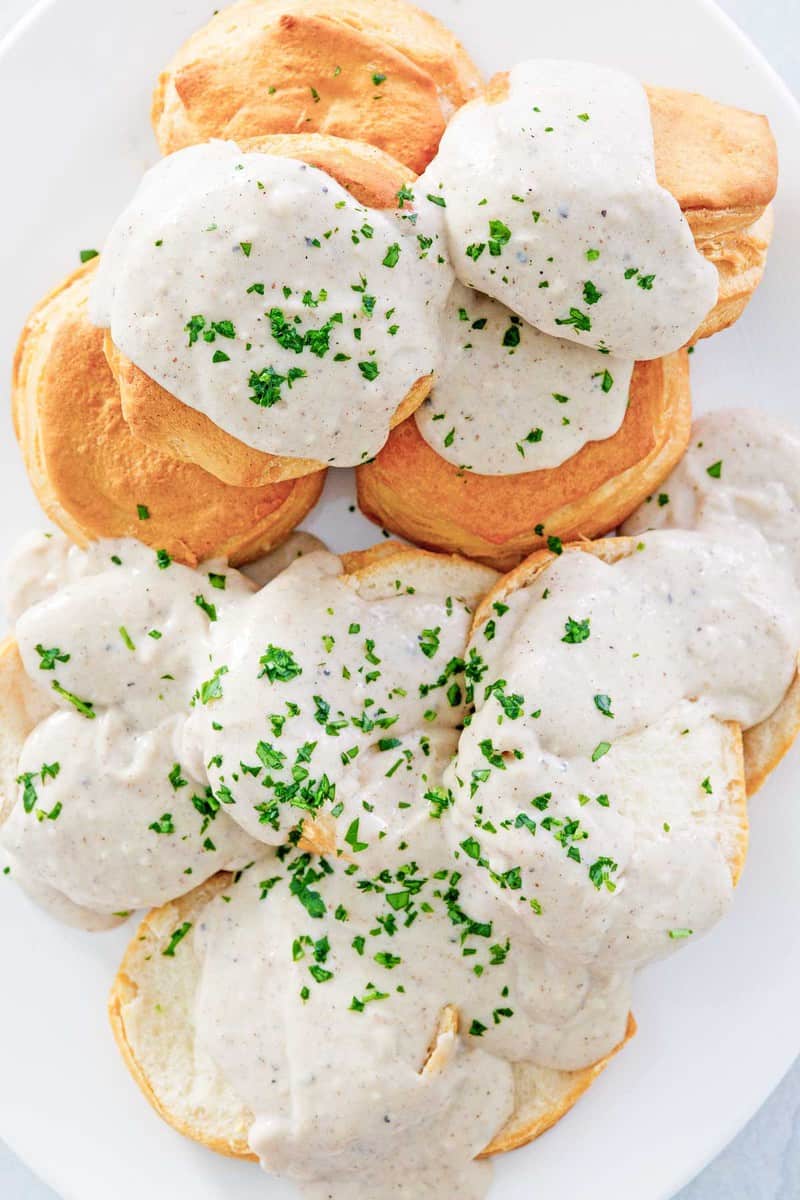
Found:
[622,408,800,587]
[180,549,481,846]
[423,60,718,359]
[415,280,635,474]
[189,520,798,1199]
[446,530,798,985]
[90,143,453,466]
[1,535,260,921]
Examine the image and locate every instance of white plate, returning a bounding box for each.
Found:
[1,1,799,1198]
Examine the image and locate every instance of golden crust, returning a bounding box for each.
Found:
[645,86,778,219]
[480,1013,637,1156]
[743,659,800,796]
[474,535,795,812]
[110,133,432,488]
[109,873,258,1161]
[357,352,692,572]
[235,131,418,208]
[338,539,497,594]
[152,0,483,171]
[13,260,325,565]
[483,72,777,342]
[692,206,774,341]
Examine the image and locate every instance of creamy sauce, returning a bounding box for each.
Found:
[90,143,453,466]
[415,280,634,474]
[192,728,628,1198]
[4,866,128,931]
[446,531,798,985]
[180,549,480,846]
[1,535,260,921]
[193,743,516,1200]
[423,60,718,359]
[4,529,89,624]
[621,409,800,586]
[189,530,794,1196]
[186,522,799,1199]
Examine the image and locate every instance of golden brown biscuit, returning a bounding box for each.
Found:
[13,259,325,566]
[479,74,777,343]
[107,133,431,488]
[646,86,777,221]
[357,352,691,572]
[743,666,800,796]
[152,0,483,172]
[355,79,777,569]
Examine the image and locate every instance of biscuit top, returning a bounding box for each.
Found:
[424,60,718,360]
[91,142,452,466]
[415,280,635,475]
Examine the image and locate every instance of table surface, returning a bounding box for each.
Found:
[0,0,798,1196]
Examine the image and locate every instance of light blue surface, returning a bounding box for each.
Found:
[0,0,797,1196]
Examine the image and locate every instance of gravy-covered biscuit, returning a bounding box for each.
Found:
[13,260,325,563]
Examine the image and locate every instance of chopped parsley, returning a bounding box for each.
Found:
[35,644,70,671]
[382,243,401,268]
[555,307,591,333]
[418,627,441,659]
[195,594,218,622]
[162,922,192,956]
[562,617,590,644]
[51,680,95,719]
[118,626,136,652]
[258,645,302,683]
